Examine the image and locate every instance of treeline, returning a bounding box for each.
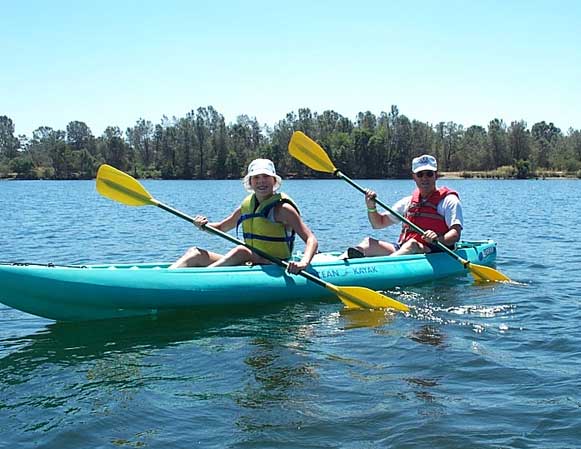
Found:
[1,105,580,180]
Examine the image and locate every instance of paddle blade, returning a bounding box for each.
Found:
[468,263,512,283]
[333,285,409,312]
[96,164,156,207]
[288,131,337,174]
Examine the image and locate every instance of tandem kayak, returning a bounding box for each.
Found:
[0,240,499,322]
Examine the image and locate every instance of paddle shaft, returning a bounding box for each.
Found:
[154,200,333,289]
[334,170,470,268]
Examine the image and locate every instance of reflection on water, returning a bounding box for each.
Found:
[1,305,309,368]
[241,337,318,405]
[404,376,440,404]
[409,325,445,347]
[340,308,396,330]
[235,334,319,434]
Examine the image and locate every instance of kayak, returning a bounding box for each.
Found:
[0,240,499,322]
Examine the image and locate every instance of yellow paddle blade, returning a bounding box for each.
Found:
[330,284,409,312]
[288,131,337,174]
[96,164,156,207]
[468,262,512,283]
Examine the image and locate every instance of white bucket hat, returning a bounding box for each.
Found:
[243,158,282,192]
[412,154,438,173]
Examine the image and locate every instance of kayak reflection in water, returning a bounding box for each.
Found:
[169,158,318,274]
[341,154,464,259]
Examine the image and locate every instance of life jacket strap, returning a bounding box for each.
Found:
[242,232,296,244]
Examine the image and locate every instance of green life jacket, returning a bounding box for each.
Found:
[236,193,300,260]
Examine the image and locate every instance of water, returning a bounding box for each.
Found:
[1,178,580,448]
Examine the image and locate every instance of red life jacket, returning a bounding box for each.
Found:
[399,187,459,245]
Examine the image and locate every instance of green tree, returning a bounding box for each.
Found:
[297,108,315,139]
[410,120,435,155]
[100,126,130,171]
[229,115,262,178]
[514,159,532,179]
[508,120,531,163]
[208,107,227,178]
[565,128,581,171]
[157,124,178,178]
[531,121,561,169]
[357,111,377,131]
[175,117,195,179]
[50,140,74,179]
[316,110,351,141]
[270,112,297,176]
[367,128,388,178]
[487,119,509,169]
[351,128,373,177]
[190,107,214,178]
[462,125,488,170]
[66,121,94,152]
[76,148,98,179]
[437,122,463,171]
[127,118,154,169]
[9,155,36,178]
[27,128,68,178]
[27,126,59,169]
[0,115,20,159]
[388,108,412,177]
[317,110,353,170]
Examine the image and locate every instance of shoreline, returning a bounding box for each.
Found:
[439,171,579,180]
[1,172,579,181]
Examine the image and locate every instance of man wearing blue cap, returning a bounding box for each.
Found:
[343,154,463,258]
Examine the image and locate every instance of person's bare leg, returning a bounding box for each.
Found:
[340,237,397,259]
[208,245,254,267]
[169,247,223,269]
[389,239,429,256]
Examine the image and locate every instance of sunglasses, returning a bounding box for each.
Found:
[415,171,435,178]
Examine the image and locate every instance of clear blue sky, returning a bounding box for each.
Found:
[2,0,580,138]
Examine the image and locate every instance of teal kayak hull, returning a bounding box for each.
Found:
[0,240,499,321]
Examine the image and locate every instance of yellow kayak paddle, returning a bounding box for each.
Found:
[288,131,511,283]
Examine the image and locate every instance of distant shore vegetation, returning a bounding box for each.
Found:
[1,106,580,180]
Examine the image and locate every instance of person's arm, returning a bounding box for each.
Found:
[424,196,463,246]
[442,195,463,246]
[441,224,461,246]
[193,207,241,232]
[276,203,318,274]
[423,225,461,246]
[366,190,406,229]
[365,190,390,229]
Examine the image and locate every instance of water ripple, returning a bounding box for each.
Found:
[1,179,581,448]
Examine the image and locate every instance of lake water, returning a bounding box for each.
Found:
[1,178,580,448]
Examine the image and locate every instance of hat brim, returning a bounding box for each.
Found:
[412,165,437,173]
[243,173,282,192]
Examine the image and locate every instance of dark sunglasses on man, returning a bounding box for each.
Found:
[415,171,435,178]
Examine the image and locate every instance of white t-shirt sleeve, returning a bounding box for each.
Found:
[438,195,464,229]
[385,196,411,225]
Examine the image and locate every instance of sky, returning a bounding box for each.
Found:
[1,0,580,138]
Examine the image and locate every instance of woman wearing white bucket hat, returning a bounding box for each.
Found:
[342,154,464,258]
[170,158,318,273]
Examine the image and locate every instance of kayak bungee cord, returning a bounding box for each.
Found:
[0,261,88,268]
